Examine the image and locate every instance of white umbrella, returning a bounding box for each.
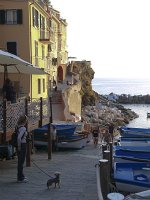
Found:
[0,50,48,75]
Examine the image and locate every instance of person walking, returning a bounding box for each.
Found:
[17,115,28,183]
[108,123,114,142]
[92,128,99,147]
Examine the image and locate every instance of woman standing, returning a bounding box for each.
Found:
[17,115,28,183]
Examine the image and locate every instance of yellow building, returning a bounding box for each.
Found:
[0,0,68,99]
[57,18,68,81]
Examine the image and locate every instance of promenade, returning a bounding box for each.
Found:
[0,141,100,200]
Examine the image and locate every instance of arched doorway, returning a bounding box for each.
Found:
[57,65,63,81]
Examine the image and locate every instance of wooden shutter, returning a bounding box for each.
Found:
[17,9,23,24]
[0,10,5,24]
[32,7,35,27]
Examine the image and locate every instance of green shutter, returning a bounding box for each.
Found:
[17,9,23,24]
[0,10,5,24]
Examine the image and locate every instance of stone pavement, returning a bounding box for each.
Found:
[0,141,101,200]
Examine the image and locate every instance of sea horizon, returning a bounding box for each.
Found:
[92,77,150,96]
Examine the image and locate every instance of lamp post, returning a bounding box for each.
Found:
[48,80,53,159]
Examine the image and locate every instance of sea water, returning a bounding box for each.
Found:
[92,78,150,96]
[92,78,150,128]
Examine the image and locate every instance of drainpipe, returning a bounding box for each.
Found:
[29,1,34,99]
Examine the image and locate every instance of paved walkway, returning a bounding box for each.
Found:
[0,141,101,200]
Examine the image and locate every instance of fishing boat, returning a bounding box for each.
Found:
[114,146,150,163]
[124,189,150,200]
[34,135,87,148]
[33,125,77,147]
[119,126,150,137]
[113,162,150,192]
[51,121,84,132]
[56,135,87,149]
[33,126,76,136]
[120,136,150,141]
[119,140,150,146]
[118,136,150,146]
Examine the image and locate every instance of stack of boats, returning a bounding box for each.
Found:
[112,126,150,194]
[33,122,90,149]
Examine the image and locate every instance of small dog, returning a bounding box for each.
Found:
[47,172,61,189]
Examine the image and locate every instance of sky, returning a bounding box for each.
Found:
[51,0,150,78]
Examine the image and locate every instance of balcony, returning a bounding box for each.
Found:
[39,29,50,43]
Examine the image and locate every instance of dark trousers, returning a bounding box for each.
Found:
[17,143,27,181]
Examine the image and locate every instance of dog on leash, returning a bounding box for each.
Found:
[47,172,61,189]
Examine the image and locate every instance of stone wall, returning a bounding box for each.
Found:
[63,82,81,121]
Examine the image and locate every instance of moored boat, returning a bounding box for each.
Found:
[56,135,87,149]
[113,162,150,192]
[119,136,150,146]
[124,189,150,200]
[119,126,150,137]
[114,146,150,163]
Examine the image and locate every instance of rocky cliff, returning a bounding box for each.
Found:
[71,60,138,127]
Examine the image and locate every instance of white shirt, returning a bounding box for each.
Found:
[17,126,27,148]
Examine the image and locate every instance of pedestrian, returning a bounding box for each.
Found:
[92,128,99,147]
[3,78,16,103]
[108,123,114,141]
[52,126,57,151]
[17,114,28,183]
[101,128,112,144]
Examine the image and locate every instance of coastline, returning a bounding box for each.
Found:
[82,95,138,129]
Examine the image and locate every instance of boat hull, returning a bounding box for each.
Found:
[120,141,150,146]
[114,162,150,193]
[115,182,150,193]
[120,126,150,137]
[57,136,87,149]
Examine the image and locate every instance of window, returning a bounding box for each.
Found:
[48,44,51,52]
[40,15,45,29]
[0,9,22,24]
[43,79,45,93]
[35,41,38,56]
[7,42,17,55]
[35,41,38,66]
[32,8,39,28]
[38,79,41,94]
[42,45,45,60]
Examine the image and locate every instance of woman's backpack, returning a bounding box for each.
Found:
[10,126,24,147]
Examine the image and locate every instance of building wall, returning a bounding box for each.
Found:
[0,1,49,99]
[29,2,50,98]
[0,0,31,96]
[0,1,30,61]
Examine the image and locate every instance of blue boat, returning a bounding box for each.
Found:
[120,137,150,141]
[33,125,77,147]
[119,136,150,146]
[114,146,150,162]
[114,146,150,152]
[120,126,150,137]
[114,162,150,192]
[33,126,76,136]
[51,122,84,132]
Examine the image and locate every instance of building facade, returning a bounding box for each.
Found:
[0,0,68,99]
